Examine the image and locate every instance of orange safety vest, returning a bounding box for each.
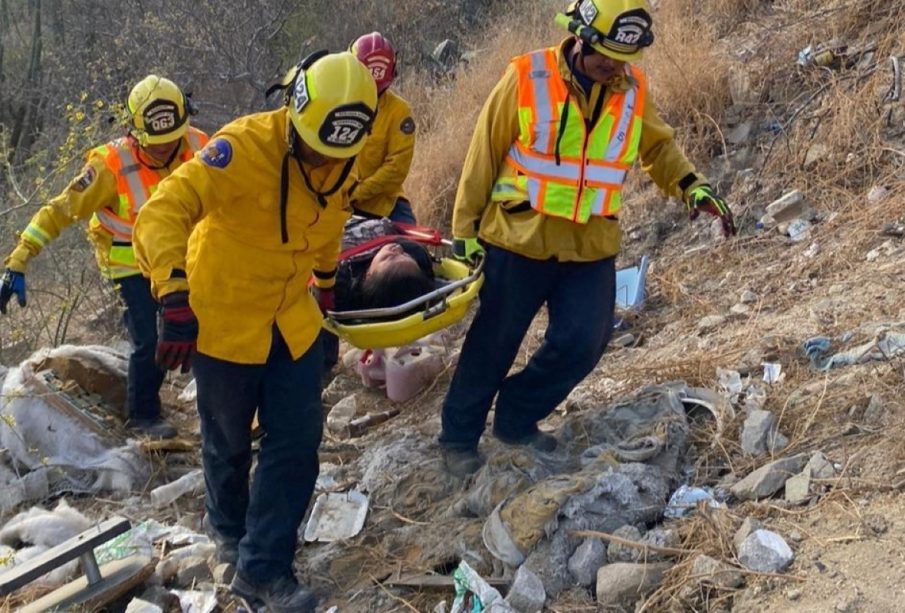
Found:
[91,127,207,278]
[491,47,646,223]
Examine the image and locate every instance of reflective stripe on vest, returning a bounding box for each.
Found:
[491,48,646,224]
[90,128,208,278]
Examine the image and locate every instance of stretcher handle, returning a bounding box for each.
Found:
[327,256,484,321]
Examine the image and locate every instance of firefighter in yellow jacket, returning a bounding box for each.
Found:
[0,75,207,439]
[349,32,417,223]
[133,52,377,612]
[440,0,737,476]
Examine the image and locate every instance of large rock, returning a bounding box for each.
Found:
[568,538,607,587]
[504,566,545,612]
[740,410,788,456]
[738,529,794,572]
[596,562,671,608]
[730,454,808,501]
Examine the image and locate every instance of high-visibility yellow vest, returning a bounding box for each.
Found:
[491,47,646,224]
[90,128,207,278]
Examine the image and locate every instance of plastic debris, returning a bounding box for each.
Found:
[664,485,724,519]
[787,219,811,242]
[150,470,205,508]
[762,363,784,384]
[303,490,369,543]
[450,560,512,613]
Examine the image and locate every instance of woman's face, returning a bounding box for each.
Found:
[367,242,420,277]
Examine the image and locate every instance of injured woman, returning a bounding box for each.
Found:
[334,217,436,311]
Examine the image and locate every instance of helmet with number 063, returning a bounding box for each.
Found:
[128,75,189,146]
[350,32,397,94]
[287,52,378,159]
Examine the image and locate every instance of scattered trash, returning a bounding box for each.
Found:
[450,560,512,613]
[171,589,217,613]
[798,45,837,67]
[787,219,811,242]
[762,363,784,384]
[303,490,369,543]
[664,485,724,519]
[738,529,794,572]
[150,470,205,508]
[177,379,197,403]
[386,345,446,403]
[348,409,401,438]
[803,328,905,370]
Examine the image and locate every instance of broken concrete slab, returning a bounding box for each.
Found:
[567,538,606,587]
[740,410,789,456]
[504,566,545,612]
[734,517,764,551]
[766,190,806,224]
[175,555,211,587]
[738,529,794,572]
[730,454,809,501]
[596,562,672,608]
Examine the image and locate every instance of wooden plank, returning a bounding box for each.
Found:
[20,554,155,613]
[26,370,120,443]
[0,517,130,595]
[385,574,509,589]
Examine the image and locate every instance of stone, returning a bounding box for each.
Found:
[125,598,163,613]
[738,529,794,573]
[154,556,179,585]
[730,303,752,316]
[642,528,681,559]
[787,589,802,601]
[690,554,744,589]
[806,452,835,480]
[867,185,889,203]
[804,144,830,168]
[784,471,811,505]
[596,562,671,608]
[608,525,644,563]
[727,121,753,145]
[698,315,727,332]
[341,348,363,370]
[326,394,359,436]
[740,290,758,304]
[611,333,635,348]
[176,555,212,587]
[213,561,235,585]
[504,566,546,612]
[321,374,359,408]
[734,517,764,551]
[863,394,884,424]
[139,586,181,611]
[568,538,607,587]
[765,190,805,224]
[740,410,788,456]
[730,454,808,501]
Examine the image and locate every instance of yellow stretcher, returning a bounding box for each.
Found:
[321,238,485,349]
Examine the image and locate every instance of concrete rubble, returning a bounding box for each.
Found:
[738,529,795,572]
[567,538,607,587]
[740,410,789,456]
[596,562,672,608]
[504,566,546,612]
[730,454,809,501]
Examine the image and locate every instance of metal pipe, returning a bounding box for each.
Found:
[80,552,102,585]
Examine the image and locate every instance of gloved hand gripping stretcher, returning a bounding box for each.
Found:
[320,221,485,348]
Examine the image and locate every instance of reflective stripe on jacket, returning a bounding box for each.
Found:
[90,128,207,278]
[491,47,645,224]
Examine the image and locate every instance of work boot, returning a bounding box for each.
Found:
[127,417,178,439]
[493,428,558,452]
[442,447,483,478]
[230,573,317,613]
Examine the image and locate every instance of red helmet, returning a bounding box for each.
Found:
[350,32,397,94]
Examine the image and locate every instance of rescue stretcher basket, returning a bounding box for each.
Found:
[321,223,485,349]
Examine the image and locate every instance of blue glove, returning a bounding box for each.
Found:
[0,269,27,314]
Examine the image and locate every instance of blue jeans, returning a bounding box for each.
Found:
[116,274,165,420]
[353,197,417,225]
[440,246,615,449]
[193,328,324,584]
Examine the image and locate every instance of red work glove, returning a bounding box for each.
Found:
[686,185,737,237]
[312,286,335,314]
[157,291,198,373]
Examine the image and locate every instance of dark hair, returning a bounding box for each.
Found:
[358,262,435,310]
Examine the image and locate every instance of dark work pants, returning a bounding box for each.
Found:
[439,246,616,449]
[116,274,165,421]
[193,328,324,584]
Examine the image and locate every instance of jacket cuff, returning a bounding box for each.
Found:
[678,173,709,203]
[4,247,31,273]
[313,268,337,289]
